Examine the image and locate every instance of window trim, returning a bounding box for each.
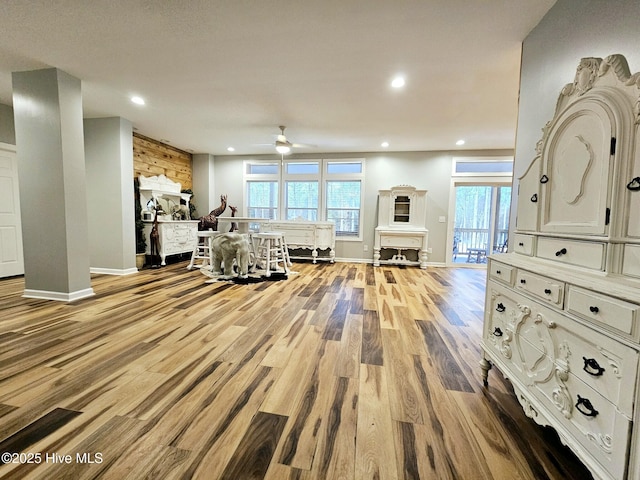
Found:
[243,158,365,241]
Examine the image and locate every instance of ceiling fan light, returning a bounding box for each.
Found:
[276,144,291,154]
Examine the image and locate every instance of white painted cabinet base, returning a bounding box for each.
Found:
[373,228,428,269]
[143,221,198,265]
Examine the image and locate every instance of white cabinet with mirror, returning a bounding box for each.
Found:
[374,185,428,268]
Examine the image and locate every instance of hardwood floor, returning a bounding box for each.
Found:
[0,261,594,479]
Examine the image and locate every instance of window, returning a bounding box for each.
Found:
[243,158,364,239]
[326,180,361,236]
[247,181,278,219]
[286,181,319,220]
[324,160,364,238]
[245,161,280,220]
[284,161,320,221]
[452,157,513,177]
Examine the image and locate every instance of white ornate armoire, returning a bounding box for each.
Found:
[374,185,428,268]
[481,55,640,480]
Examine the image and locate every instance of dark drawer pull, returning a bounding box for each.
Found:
[518,242,524,247]
[496,303,506,313]
[520,279,526,284]
[555,248,567,256]
[540,174,549,184]
[575,395,599,417]
[530,193,538,203]
[544,288,551,295]
[493,327,503,337]
[627,177,640,191]
[583,357,605,376]
[589,306,599,314]
[496,270,501,274]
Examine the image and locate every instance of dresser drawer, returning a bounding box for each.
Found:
[513,233,535,256]
[490,283,638,417]
[380,234,423,249]
[482,295,634,480]
[488,260,514,286]
[536,237,605,270]
[531,372,631,480]
[515,270,564,306]
[566,285,638,336]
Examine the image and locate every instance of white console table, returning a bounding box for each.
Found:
[374,227,429,269]
[266,221,335,263]
[143,220,198,266]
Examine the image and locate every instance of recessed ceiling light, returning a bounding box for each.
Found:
[391,76,405,88]
[131,96,145,105]
[227,147,235,152]
[456,139,466,146]
[381,141,389,148]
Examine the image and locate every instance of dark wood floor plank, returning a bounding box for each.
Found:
[416,319,474,392]
[322,299,349,341]
[360,309,383,366]
[0,408,82,463]
[220,411,288,480]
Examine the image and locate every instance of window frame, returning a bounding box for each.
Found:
[243,158,365,241]
[323,159,365,241]
[244,160,281,220]
[283,160,321,221]
[452,156,514,177]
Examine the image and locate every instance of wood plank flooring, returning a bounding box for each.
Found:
[0,261,594,479]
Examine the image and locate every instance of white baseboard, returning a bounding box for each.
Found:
[90,267,139,276]
[23,287,95,302]
[332,257,446,268]
[334,257,372,264]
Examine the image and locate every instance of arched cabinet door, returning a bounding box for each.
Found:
[540,96,616,236]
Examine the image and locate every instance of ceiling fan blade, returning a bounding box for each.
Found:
[291,142,316,148]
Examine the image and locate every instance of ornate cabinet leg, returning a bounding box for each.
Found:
[419,248,428,269]
[480,356,492,387]
[373,248,381,267]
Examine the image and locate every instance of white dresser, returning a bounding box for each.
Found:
[481,55,640,480]
[143,220,198,266]
[266,220,335,263]
[374,185,428,268]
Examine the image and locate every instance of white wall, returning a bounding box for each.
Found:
[212,149,512,264]
[513,0,640,228]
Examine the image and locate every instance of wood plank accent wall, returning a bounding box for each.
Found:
[133,133,193,190]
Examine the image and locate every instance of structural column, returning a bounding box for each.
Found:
[12,68,94,301]
[192,153,215,214]
[85,117,135,275]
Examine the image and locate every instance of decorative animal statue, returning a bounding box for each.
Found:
[198,194,227,231]
[210,232,250,279]
[171,202,190,220]
[229,205,238,232]
[150,209,161,267]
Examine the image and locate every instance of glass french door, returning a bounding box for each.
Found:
[452,184,511,264]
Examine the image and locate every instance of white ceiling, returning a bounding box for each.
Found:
[0,1,556,156]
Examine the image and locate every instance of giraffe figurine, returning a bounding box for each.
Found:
[229,205,238,232]
[198,194,227,231]
[150,208,161,268]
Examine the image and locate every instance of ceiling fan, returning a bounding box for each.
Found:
[274,125,315,154]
